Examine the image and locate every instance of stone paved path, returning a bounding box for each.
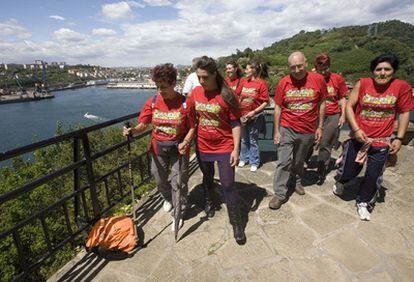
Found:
[51,137,414,281]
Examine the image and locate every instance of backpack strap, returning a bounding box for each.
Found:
[151,95,157,109]
[152,94,187,109]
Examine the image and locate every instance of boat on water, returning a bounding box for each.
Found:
[107,82,157,89]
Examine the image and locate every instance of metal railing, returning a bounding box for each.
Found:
[0,112,153,280]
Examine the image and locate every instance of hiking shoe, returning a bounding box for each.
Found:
[356,202,371,221]
[171,218,183,231]
[163,200,173,212]
[238,161,246,167]
[268,196,287,210]
[250,165,258,172]
[295,183,305,195]
[333,181,344,196]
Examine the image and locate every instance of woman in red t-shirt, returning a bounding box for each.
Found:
[123,63,195,231]
[333,54,413,221]
[238,61,270,172]
[225,60,244,92]
[187,56,246,245]
[312,53,348,184]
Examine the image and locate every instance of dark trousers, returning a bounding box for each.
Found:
[335,139,389,205]
[197,155,239,207]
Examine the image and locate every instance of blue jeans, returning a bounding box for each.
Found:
[335,139,389,206]
[240,116,261,166]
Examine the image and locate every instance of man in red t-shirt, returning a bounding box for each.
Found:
[269,51,327,210]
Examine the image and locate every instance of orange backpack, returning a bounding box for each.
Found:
[86,215,137,253]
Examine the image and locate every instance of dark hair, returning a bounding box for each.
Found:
[196,56,240,109]
[151,63,177,85]
[226,60,242,78]
[370,53,399,72]
[247,60,269,79]
[314,53,330,67]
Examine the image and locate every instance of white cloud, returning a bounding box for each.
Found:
[143,0,173,7]
[2,1,414,66]
[102,2,134,20]
[49,15,66,21]
[0,19,31,39]
[53,28,86,42]
[92,28,117,36]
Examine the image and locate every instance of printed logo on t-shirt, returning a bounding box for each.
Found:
[286,88,314,98]
[287,102,313,111]
[360,93,397,121]
[326,86,336,104]
[200,117,220,127]
[152,109,182,136]
[195,101,221,114]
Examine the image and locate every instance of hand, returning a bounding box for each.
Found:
[338,115,346,129]
[354,129,368,143]
[315,127,323,143]
[273,131,281,145]
[123,126,132,137]
[178,142,189,155]
[230,149,239,167]
[389,139,402,155]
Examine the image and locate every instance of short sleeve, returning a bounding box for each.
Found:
[258,80,270,103]
[396,81,414,113]
[185,93,197,129]
[138,97,154,124]
[318,77,328,102]
[337,76,349,98]
[274,81,285,106]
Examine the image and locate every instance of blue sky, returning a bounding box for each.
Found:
[1,0,413,66]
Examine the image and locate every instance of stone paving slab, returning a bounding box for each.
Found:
[50,138,414,281]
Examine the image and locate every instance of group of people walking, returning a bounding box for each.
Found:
[124,51,413,245]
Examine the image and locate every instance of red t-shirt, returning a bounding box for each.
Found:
[274,72,328,134]
[324,73,348,115]
[225,76,244,92]
[138,93,195,155]
[187,86,241,154]
[238,78,269,115]
[355,78,413,146]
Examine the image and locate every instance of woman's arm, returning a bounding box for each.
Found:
[346,81,368,143]
[230,124,241,167]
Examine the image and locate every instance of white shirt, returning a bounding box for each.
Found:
[182,72,200,95]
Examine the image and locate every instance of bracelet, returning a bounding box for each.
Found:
[395,137,404,141]
[353,128,361,133]
[318,126,324,130]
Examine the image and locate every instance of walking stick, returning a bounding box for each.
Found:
[124,122,138,236]
[173,153,182,242]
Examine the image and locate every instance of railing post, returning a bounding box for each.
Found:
[73,137,81,224]
[80,133,100,217]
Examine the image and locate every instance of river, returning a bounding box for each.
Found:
[0,86,156,153]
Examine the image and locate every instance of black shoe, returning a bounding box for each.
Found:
[295,183,305,195]
[204,200,215,218]
[268,196,287,210]
[227,205,246,245]
[316,161,327,185]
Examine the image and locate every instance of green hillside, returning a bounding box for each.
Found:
[218,20,414,89]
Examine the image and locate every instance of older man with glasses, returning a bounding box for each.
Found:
[269,51,327,210]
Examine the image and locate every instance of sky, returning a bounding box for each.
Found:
[1,0,413,67]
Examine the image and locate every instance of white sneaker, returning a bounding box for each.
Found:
[333,182,344,196]
[357,202,371,221]
[171,218,183,231]
[250,165,258,172]
[238,161,246,167]
[163,200,172,212]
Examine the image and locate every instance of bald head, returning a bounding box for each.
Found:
[288,51,308,80]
